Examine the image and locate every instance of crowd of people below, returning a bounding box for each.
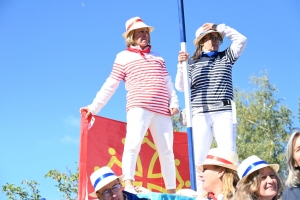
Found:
[89,130,300,200]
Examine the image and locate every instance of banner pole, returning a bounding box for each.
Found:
[177,0,196,191]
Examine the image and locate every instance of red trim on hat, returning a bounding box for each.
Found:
[206,155,233,164]
[127,19,143,31]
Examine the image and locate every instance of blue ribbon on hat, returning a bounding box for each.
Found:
[242,160,267,178]
[94,172,115,189]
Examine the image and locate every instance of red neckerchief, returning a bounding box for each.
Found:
[208,192,217,200]
[126,45,151,59]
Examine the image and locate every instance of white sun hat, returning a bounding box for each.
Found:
[89,166,125,198]
[122,16,154,38]
[197,148,239,171]
[193,26,224,46]
[237,155,279,187]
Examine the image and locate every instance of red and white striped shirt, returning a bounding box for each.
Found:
[110,48,170,115]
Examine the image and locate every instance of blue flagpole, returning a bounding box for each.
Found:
[177,0,196,191]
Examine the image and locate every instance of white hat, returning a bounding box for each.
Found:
[197,148,239,171]
[122,16,154,38]
[89,166,125,198]
[237,155,279,187]
[193,27,224,46]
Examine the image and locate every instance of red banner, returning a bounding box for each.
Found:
[78,113,191,200]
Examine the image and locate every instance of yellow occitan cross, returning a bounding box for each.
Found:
[93,131,190,192]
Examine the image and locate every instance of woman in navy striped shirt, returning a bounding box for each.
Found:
[176,22,247,194]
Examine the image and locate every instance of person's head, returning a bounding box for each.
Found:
[122,16,154,48]
[191,27,223,60]
[89,166,125,200]
[234,155,284,200]
[197,148,239,200]
[286,130,300,187]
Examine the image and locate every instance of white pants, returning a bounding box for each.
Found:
[122,107,176,189]
[192,110,236,193]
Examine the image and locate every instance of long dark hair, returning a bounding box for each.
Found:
[191,32,223,60]
[191,43,202,60]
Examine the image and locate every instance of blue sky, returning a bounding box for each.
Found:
[1,0,299,199]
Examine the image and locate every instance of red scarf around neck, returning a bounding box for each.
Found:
[208,192,217,200]
[126,45,151,58]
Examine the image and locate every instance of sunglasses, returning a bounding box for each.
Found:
[101,183,122,198]
[204,35,223,43]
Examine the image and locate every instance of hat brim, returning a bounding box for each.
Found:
[122,26,154,38]
[237,164,279,188]
[197,163,238,172]
[89,174,125,198]
[193,30,223,46]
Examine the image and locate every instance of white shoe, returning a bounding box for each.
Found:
[124,185,137,194]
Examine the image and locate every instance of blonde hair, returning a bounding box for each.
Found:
[232,167,285,200]
[202,166,239,200]
[125,28,151,47]
[286,130,300,187]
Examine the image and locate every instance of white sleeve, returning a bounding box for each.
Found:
[164,75,179,109]
[87,77,120,115]
[217,24,247,58]
[175,62,191,92]
[175,63,184,92]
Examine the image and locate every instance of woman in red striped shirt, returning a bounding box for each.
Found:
[80,16,179,194]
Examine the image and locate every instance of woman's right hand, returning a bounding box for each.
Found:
[79,107,92,118]
[202,23,217,31]
[178,51,189,64]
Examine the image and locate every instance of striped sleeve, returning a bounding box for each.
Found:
[109,54,126,81]
[161,60,169,76]
[225,46,238,64]
[151,52,169,76]
[217,23,247,60]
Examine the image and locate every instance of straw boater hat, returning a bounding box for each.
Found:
[122,16,154,38]
[237,155,279,187]
[89,166,125,198]
[193,26,224,46]
[197,148,239,171]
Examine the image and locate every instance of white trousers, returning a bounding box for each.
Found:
[192,110,236,193]
[122,107,176,189]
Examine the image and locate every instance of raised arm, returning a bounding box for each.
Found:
[217,23,247,58]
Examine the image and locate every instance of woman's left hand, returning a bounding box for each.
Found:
[202,23,217,31]
[169,108,179,116]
